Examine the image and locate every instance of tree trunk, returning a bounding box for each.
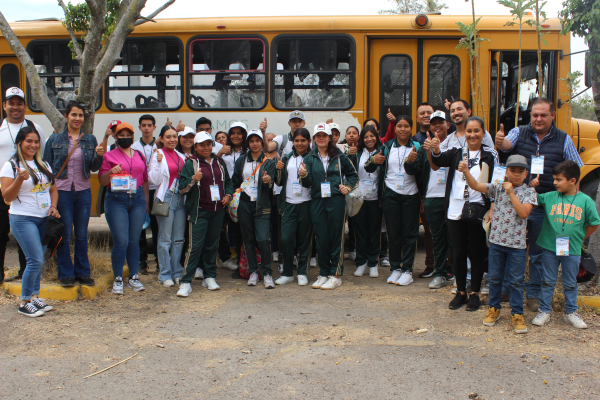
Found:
[535,0,543,99]
[472,0,486,128]
[590,38,600,124]
[516,22,523,128]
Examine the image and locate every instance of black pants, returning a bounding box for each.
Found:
[447,218,487,293]
[0,197,26,282]
[218,217,232,263]
[139,189,158,264]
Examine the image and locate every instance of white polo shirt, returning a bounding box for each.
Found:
[385,144,418,195]
[0,119,45,166]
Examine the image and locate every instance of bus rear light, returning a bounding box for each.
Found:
[415,14,429,28]
[217,25,226,29]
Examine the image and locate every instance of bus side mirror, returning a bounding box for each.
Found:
[585,52,592,88]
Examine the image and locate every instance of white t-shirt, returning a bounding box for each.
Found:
[447,150,484,220]
[0,120,45,166]
[426,165,448,198]
[273,133,294,157]
[385,144,418,195]
[285,154,311,204]
[222,149,243,178]
[242,157,260,198]
[131,139,157,190]
[0,159,53,218]
[358,148,379,201]
[318,154,330,174]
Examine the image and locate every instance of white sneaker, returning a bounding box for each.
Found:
[112,277,124,295]
[273,252,279,262]
[381,257,390,267]
[162,279,175,287]
[387,269,402,284]
[312,275,329,288]
[369,266,379,278]
[532,311,551,326]
[310,257,317,267]
[222,259,239,271]
[297,275,308,286]
[321,276,342,290]
[202,277,220,290]
[396,271,413,286]
[177,283,192,297]
[247,272,259,286]
[264,274,275,289]
[127,274,145,291]
[564,312,588,329]
[278,264,284,274]
[275,276,294,285]
[354,263,367,277]
[429,276,447,289]
[349,251,356,261]
[194,268,204,279]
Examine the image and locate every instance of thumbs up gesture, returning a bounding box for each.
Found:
[431,133,441,154]
[348,143,357,155]
[423,132,433,151]
[495,123,505,147]
[298,161,307,177]
[193,168,203,182]
[176,119,185,133]
[259,117,268,134]
[386,108,395,121]
[276,155,284,170]
[374,149,385,164]
[444,98,451,110]
[156,149,163,162]
[110,163,123,175]
[15,166,29,180]
[95,144,106,157]
[166,117,172,126]
[326,117,333,124]
[458,156,468,173]
[262,170,271,184]
[406,146,418,163]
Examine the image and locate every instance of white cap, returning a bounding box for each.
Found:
[194,131,212,144]
[288,110,305,121]
[178,126,195,137]
[328,123,340,132]
[430,110,448,122]
[5,87,25,100]
[247,129,263,141]
[313,122,331,136]
[229,121,248,133]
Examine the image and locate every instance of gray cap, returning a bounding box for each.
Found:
[289,110,305,121]
[506,155,529,170]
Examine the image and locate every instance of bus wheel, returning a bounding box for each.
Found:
[581,174,600,201]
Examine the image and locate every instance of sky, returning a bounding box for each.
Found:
[1,0,588,86]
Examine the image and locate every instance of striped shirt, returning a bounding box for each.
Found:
[55,133,90,191]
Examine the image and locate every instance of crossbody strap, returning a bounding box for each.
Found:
[55,134,82,179]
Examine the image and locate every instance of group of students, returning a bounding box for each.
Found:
[1,86,597,333]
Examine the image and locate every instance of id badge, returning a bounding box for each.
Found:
[36,191,50,209]
[360,179,374,195]
[454,179,466,200]
[395,174,405,190]
[169,178,179,192]
[128,178,137,194]
[531,156,545,175]
[556,236,569,256]
[111,175,131,191]
[249,186,258,201]
[210,185,221,201]
[292,182,302,197]
[491,166,507,185]
[321,182,332,198]
[436,168,447,184]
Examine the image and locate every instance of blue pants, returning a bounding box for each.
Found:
[539,249,580,314]
[56,188,92,279]
[488,243,527,315]
[10,215,47,301]
[155,190,186,283]
[525,207,545,299]
[104,190,146,278]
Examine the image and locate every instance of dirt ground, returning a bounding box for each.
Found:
[1,221,599,399]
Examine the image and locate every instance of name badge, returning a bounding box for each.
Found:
[169,178,179,192]
[210,185,221,201]
[436,168,447,184]
[556,236,569,256]
[292,182,303,197]
[491,166,507,185]
[395,173,405,190]
[454,179,466,200]
[128,178,137,194]
[249,186,258,201]
[360,179,374,195]
[321,182,331,198]
[531,156,545,175]
[36,191,50,209]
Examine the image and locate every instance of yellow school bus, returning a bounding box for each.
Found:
[1,14,599,215]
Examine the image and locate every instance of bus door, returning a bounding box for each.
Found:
[369,38,470,134]
[0,58,21,118]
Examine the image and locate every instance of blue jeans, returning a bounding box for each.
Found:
[155,190,186,282]
[56,188,92,279]
[525,207,545,299]
[539,249,580,314]
[104,190,146,278]
[488,243,527,315]
[10,215,47,301]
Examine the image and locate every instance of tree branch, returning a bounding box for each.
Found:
[57,0,82,60]
[0,12,66,132]
[134,0,175,26]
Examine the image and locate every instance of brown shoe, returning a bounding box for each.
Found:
[512,314,528,334]
[483,307,501,326]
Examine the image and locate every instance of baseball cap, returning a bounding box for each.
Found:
[108,120,122,130]
[313,123,331,136]
[5,87,25,101]
[115,123,135,136]
[178,126,195,137]
[288,110,305,121]
[506,155,529,170]
[247,129,263,141]
[229,121,248,134]
[430,110,447,122]
[328,123,340,132]
[194,131,212,144]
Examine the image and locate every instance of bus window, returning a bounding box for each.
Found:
[272,36,354,110]
[27,41,101,111]
[1,63,19,118]
[188,38,266,110]
[427,55,460,110]
[107,39,182,111]
[380,55,412,127]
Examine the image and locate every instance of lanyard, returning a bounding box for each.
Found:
[118,148,134,174]
[462,149,481,200]
[6,121,25,145]
[363,148,377,177]
[164,150,182,176]
[560,191,578,235]
[294,154,305,179]
[318,153,329,182]
[396,143,409,172]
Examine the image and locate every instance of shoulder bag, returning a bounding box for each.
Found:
[151,152,181,217]
[339,157,363,217]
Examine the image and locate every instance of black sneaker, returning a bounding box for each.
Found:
[18,302,44,317]
[419,266,434,278]
[449,292,468,310]
[60,278,76,287]
[466,293,481,311]
[139,261,148,275]
[31,298,53,312]
[75,276,95,286]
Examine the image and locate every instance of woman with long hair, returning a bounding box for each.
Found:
[149,125,187,287]
[43,101,104,287]
[431,116,498,311]
[176,127,195,159]
[1,127,59,317]
[299,123,358,290]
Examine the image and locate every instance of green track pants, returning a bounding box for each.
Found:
[181,208,225,283]
[281,201,313,276]
[382,191,420,272]
[238,200,272,276]
[424,197,451,277]
[310,195,346,277]
[351,199,382,268]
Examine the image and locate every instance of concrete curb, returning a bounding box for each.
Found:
[81,266,129,299]
[577,295,600,310]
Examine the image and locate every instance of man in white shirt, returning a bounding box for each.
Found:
[442,99,494,150]
[0,87,45,282]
